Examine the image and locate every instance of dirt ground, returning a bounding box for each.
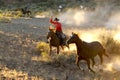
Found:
[0,17,120,80]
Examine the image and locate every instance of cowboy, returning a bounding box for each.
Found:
[49,17,66,45]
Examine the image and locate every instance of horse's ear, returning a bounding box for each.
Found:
[49,26,52,30]
[76,33,81,37]
[77,33,79,37]
[72,32,74,35]
[72,32,78,35]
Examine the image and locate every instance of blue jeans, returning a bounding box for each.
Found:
[56,31,65,45]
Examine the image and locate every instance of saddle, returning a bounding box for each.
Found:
[56,32,66,45]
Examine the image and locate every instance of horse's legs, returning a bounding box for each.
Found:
[75,55,78,64]
[57,46,59,54]
[98,54,103,64]
[27,11,31,16]
[28,11,31,16]
[27,12,29,16]
[91,58,95,67]
[50,45,52,55]
[76,56,82,70]
[66,44,69,49]
[61,45,64,50]
[86,59,95,73]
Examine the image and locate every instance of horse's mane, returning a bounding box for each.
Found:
[49,27,56,32]
[72,33,83,42]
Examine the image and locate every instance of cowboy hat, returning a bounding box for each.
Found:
[54,18,59,21]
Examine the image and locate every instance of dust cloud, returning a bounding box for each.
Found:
[57,1,120,42]
[59,1,120,73]
[104,56,120,72]
[59,3,120,28]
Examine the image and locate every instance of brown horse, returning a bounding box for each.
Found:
[19,8,31,16]
[47,28,69,55]
[67,33,109,73]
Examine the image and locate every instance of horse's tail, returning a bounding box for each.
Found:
[103,48,109,58]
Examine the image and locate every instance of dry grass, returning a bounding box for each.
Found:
[100,34,120,54]
[36,42,49,54]
[0,17,11,23]
[0,10,23,23]
[0,11,22,18]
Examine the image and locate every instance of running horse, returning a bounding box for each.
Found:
[47,28,69,55]
[67,32,109,73]
[19,8,31,16]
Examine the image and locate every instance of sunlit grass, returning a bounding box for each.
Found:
[0,10,23,22]
[0,65,28,80]
[0,11,22,18]
[0,17,11,23]
[36,41,49,54]
[34,41,52,62]
[114,32,120,42]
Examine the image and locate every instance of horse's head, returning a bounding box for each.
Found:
[46,28,56,40]
[67,32,79,44]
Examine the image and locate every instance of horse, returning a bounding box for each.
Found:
[47,28,69,55]
[67,32,109,73]
[19,8,31,16]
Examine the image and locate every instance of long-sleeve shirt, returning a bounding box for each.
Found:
[50,18,62,32]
